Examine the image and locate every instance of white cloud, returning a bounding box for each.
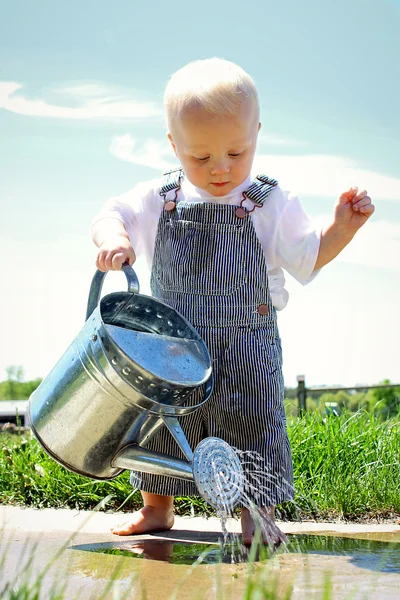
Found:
[312,215,400,270]
[279,270,400,387]
[110,135,400,272]
[110,133,175,170]
[258,133,306,147]
[253,154,400,202]
[110,135,400,203]
[0,81,162,120]
[335,219,400,271]
[55,83,117,98]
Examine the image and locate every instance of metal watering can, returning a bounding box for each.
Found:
[28,265,244,513]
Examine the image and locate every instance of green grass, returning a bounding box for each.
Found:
[0,411,399,520]
[289,410,400,520]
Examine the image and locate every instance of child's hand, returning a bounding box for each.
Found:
[334,187,375,235]
[96,236,136,272]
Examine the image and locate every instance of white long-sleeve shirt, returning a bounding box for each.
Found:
[92,172,321,310]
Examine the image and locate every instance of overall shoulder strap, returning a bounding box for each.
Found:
[236,175,278,218]
[159,167,184,198]
[244,175,278,206]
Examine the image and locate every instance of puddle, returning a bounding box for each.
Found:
[72,533,400,572]
[5,529,400,600]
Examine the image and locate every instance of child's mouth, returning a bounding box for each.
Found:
[211,182,229,187]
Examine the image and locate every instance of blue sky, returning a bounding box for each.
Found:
[1,0,399,388]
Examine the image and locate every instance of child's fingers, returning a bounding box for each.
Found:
[96,243,135,272]
[352,195,371,211]
[113,248,136,268]
[96,250,122,271]
[358,204,375,217]
[96,258,105,272]
[111,251,127,270]
[339,186,358,203]
[125,247,137,266]
[109,248,136,270]
[352,190,374,217]
[131,249,137,264]
[352,189,368,203]
[96,252,108,272]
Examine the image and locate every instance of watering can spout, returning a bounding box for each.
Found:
[112,436,245,514]
[112,445,195,481]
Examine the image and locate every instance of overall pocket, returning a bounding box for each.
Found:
[247,328,282,374]
[154,219,246,295]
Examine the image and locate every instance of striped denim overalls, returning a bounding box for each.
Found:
[131,169,294,506]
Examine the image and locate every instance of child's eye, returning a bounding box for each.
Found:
[195,156,210,162]
[229,153,242,157]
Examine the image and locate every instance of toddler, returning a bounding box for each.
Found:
[92,58,374,546]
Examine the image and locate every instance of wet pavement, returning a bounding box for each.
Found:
[1,506,400,599]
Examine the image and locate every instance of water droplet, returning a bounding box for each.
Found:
[145,307,151,313]
[156,313,163,319]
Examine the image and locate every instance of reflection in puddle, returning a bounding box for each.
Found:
[93,540,239,565]
[74,534,400,572]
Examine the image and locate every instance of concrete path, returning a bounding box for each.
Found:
[3,504,400,535]
[1,505,400,599]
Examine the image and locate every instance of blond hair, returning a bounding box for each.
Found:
[164,58,259,131]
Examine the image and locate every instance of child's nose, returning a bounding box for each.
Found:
[210,161,230,175]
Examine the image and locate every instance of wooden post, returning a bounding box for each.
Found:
[296,375,307,415]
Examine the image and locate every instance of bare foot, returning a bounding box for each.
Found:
[241,506,286,548]
[111,505,174,536]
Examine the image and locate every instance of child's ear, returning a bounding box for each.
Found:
[167,133,178,156]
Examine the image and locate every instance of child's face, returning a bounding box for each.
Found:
[168,101,260,197]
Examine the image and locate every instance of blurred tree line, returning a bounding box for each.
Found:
[284,379,400,419]
[1,365,399,419]
[0,366,42,400]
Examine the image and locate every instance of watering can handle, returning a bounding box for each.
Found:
[85,263,140,321]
